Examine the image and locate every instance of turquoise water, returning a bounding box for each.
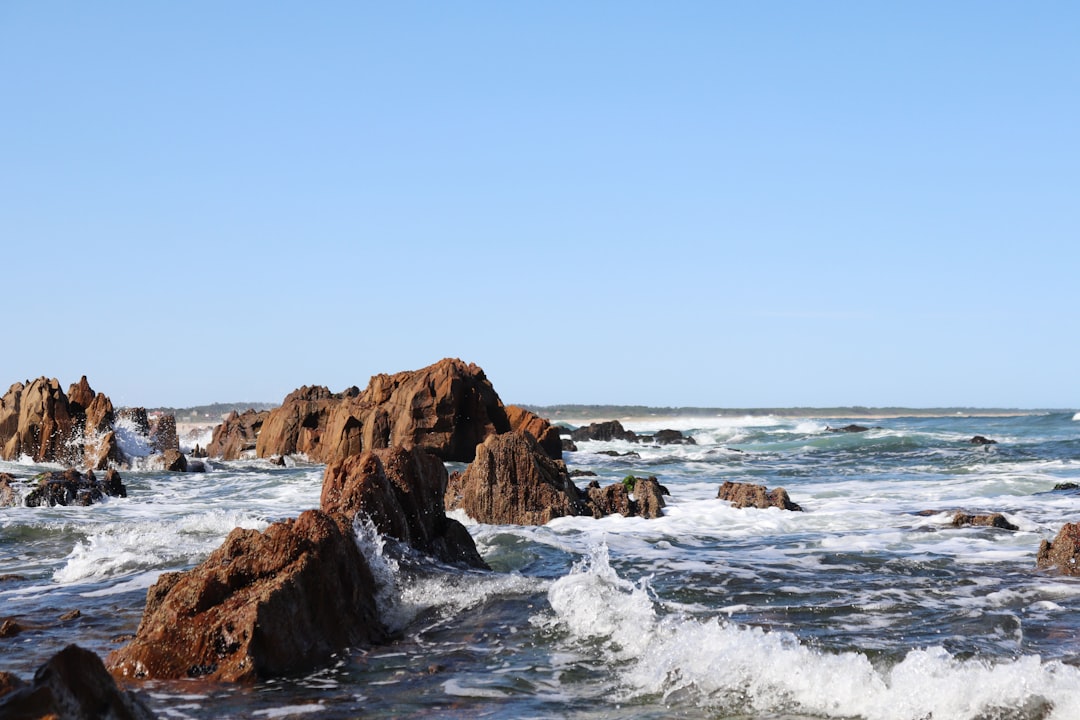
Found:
[2,412,1080,719]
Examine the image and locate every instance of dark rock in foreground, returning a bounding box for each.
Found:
[0,644,154,719]
[322,446,487,569]
[1037,523,1080,575]
[445,431,587,525]
[951,512,1018,531]
[24,469,127,507]
[108,509,386,682]
[718,481,803,511]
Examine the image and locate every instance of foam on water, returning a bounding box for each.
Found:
[543,544,1080,719]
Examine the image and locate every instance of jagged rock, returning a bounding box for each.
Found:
[562,438,578,452]
[971,435,997,445]
[827,424,870,433]
[718,481,803,511]
[150,414,179,452]
[256,358,511,464]
[102,469,127,498]
[1037,523,1080,575]
[207,408,270,460]
[0,473,19,507]
[632,476,667,519]
[162,449,188,472]
[505,405,563,460]
[586,482,632,518]
[0,644,154,719]
[951,512,1018,531]
[570,420,638,443]
[191,444,208,459]
[108,510,385,682]
[0,378,76,464]
[23,469,126,507]
[321,446,487,569]
[445,431,587,525]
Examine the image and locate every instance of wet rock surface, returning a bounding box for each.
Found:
[718,480,803,511]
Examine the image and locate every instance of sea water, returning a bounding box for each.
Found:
[2,413,1080,719]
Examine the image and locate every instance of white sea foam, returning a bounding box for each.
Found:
[542,544,1080,719]
[1073,411,1080,422]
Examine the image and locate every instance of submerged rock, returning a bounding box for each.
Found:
[321,446,487,569]
[951,512,1018,531]
[1037,523,1080,575]
[445,431,587,525]
[108,509,386,682]
[718,481,802,511]
[0,644,155,720]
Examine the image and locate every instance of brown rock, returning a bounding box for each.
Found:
[321,447,487,569]
[0,473,19,508]
[505,405,563,460]
[1037,523,1080,575]
[0,644,154,719]
[0,618,22,638]
[117,407,151,436]
[162,449,188,472]
[207,408,270,460]
[66,375,96,414]
[444,431,586,525]
[150,414,179,453]
[632,476,667,519]
[718,481,803,511]
[0,671,25,698]
[0,378,77,464]
[86,429,122,471]
[107,510,385,682]
[951,512,1018,531]
[585,482,632,518]
[256,358,511,464]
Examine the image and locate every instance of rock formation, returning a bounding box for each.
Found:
[0,644,155,720]
[951,512,1018,531]
[631,475,667,519]
[321,446,487,569]
[585,481,632,518]
[570,420,638,443]
[0,473,18,508]
[505,405,563,459]
[718,481,803,511]
[445,431,587,525]
[108,509,386,682]
[970,435,998,445]
[252,358,512,464]
[24,469,127,507]
[207,408,270,460]
[150,414,179,453]
[827,424,870,433]
[1037,523,1080,575]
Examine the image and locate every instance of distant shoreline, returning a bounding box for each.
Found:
[523,405,1071,421]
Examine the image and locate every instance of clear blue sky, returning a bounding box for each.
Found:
[2,3,1077,409]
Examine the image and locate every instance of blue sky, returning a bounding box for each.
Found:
[2,3,1077,409]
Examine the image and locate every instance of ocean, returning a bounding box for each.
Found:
[2,411,1080,719]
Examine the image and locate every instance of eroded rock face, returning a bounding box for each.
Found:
[585,482,632,518]
[632,476,667,519]
[254,358,511,464]
[445,431,586,525]
[0,644,154,720]
[718,481,802,511]
[1037,523,1080,575]
[108,510,385,682]
[207,408,270,460]
[321,447,487,569]
[505,405,563,460]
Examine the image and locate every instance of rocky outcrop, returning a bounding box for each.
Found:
[0,378,76,464]
[581,475,667,519]
[827,424,870,433]
[506,405,563,460]
[0,473,18,507]
[718,481,803,511]
[952,512,1017,531]
[24,469,127,507]
[321,447,487,569]
[631,476,667,519]
[570,420,638,443]
[585,481,632,518]
[108,509,385,682]
[445,431,587,525]
[150,414,179,452]
[163,449,188,472]
[254,358,512,464]
[0,645,155,720]
[207,408,270,460]
[646,429,696,445]
[1037,523,1080,575]
[971,435,997,445]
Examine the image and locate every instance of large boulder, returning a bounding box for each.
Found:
[0,644,154,720]
[255,358,511,464]
[321,447,487,569]
[108,510,385,682]
[1037,523,1080,575]
[445,431,587,525]
[505,405,563,460]
[718,481,803,511]
[570,420,638,443]
[207,408,271,460]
